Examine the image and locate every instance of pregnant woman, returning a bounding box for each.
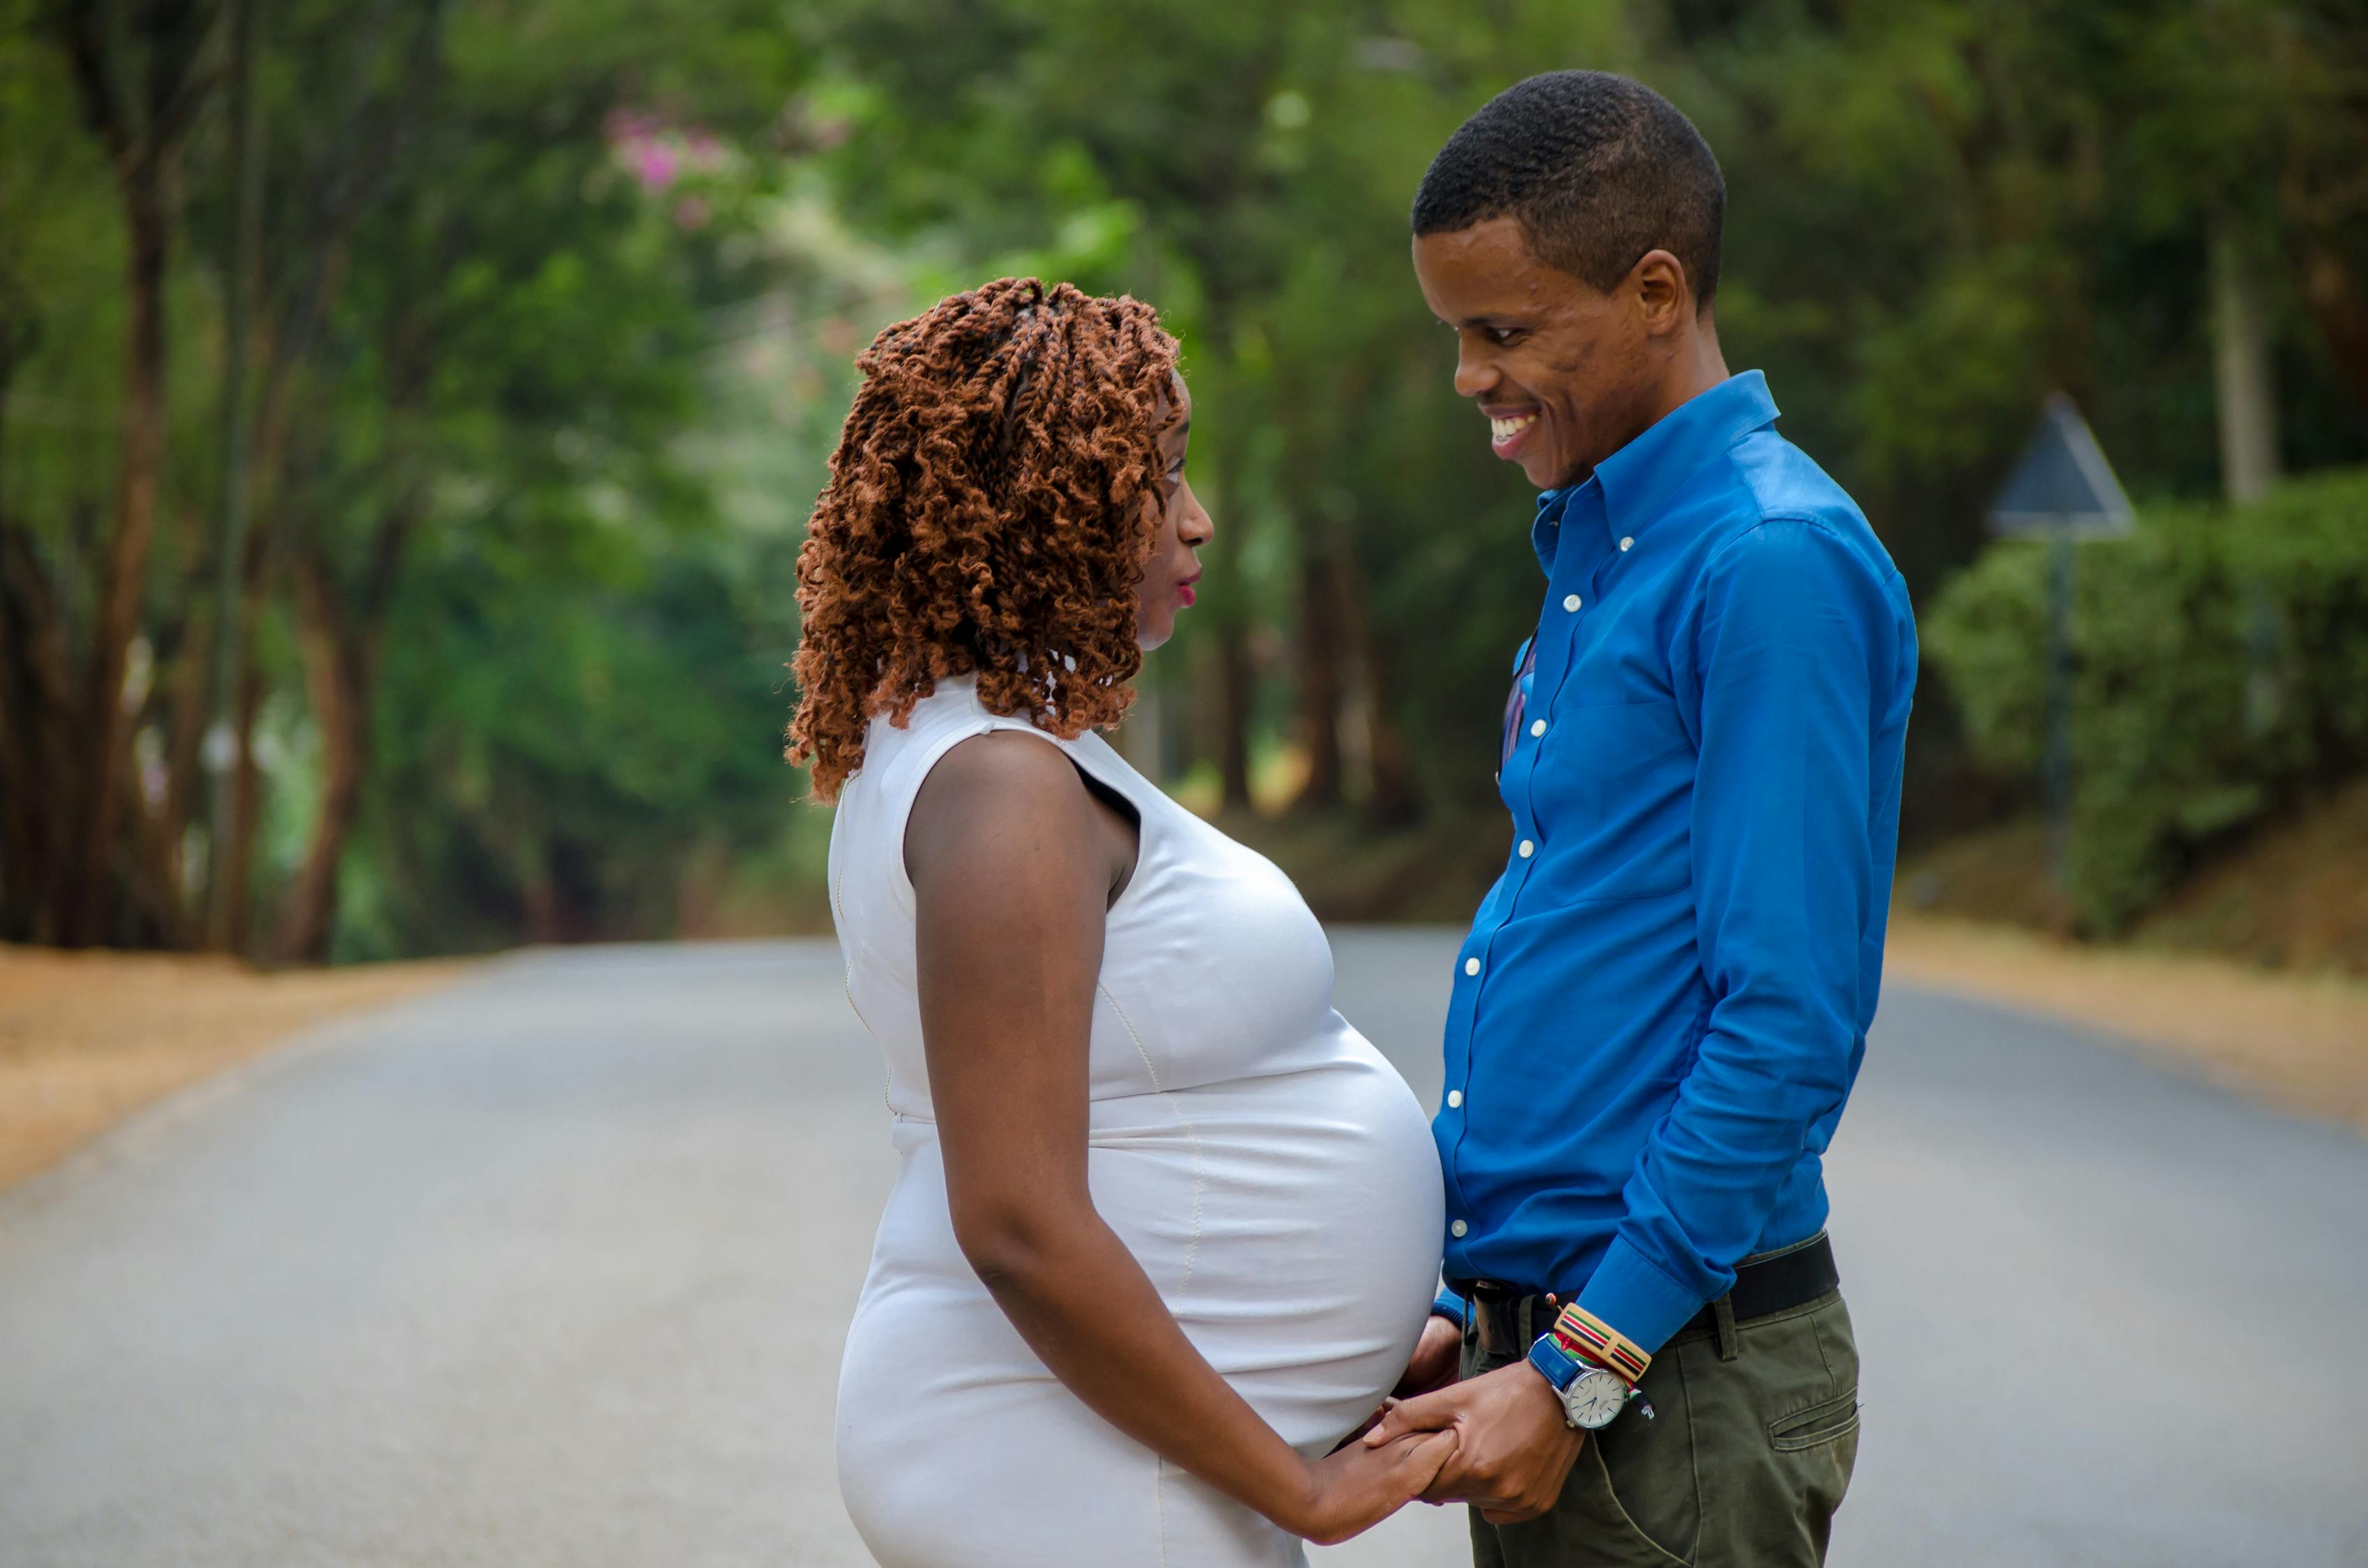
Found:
[790,277,1452,1565]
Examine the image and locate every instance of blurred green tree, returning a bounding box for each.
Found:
[6,0,2367,958]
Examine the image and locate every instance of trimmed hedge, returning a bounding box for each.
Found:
[1923,468,2368,934]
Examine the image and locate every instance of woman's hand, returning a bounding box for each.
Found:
[1281,1427,1462,1546]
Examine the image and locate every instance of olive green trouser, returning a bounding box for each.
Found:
[1462,1289,1860,1568]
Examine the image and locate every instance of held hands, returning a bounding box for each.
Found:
[1363,1360,1580,1524]
[1281,1426,1461,1545]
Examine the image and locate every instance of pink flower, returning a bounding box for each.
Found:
[636,144,680,192]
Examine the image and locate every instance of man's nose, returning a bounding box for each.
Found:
[1453,339,1496,401]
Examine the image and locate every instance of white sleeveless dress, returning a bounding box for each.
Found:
[827,676,1445,1567]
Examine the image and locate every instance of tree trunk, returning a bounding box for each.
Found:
[220,613,269,954]
[0,523,83,943]
[271,397,429,962]
[205,0,267,949]
[1217,625,1254,811]
[160,599,212,893]
[275,548,369,962]
[2280,142,2368,413]
[1293,548,1344,810]
[1336,546,1419,827]
[2210,218,2281,505]
[2293,229,2368,413]
[65,167,172,946]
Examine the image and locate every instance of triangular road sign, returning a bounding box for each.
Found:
[1987,394,2136,537]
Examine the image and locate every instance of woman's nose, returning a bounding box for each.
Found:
[1181,493,1215,546]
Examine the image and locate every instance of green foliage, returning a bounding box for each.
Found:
[10,0,2368,955]
[346,528,796,958]
[1925,469,2368,932]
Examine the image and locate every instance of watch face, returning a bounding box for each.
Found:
[1564,1369,1627,1429]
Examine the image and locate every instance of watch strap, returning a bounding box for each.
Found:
[1526,1331,1584,1392]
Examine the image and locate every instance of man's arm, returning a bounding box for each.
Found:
[1368,516,1898,1519]
[1576,515,1892,1350]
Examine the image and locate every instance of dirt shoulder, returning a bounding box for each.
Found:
[0,946,470,1192]
[1886,912,2368,1137]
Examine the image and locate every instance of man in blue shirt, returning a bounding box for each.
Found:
[1366,72,1918,1567]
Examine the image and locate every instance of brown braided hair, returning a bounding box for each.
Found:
[787,277,1181,801]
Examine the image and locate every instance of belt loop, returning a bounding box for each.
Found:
[1517,1295,1536,1349]
[1713,1293,1741,1361]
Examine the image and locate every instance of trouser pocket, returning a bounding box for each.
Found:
[1469,1289,1861,1568]
[1462,1335,1698,1567]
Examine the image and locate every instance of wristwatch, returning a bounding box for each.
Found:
[1527,1333,1650,1430]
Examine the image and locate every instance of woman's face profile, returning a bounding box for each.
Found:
[1136,372,1214,652]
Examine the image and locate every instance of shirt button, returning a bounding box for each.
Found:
[1447,1090,1463,1109]
[1619,535,1634,551]
[1563,594,1582,612]
[1450,1219,1469,1238]
[1464,957,1481,976]
[1529,718,1547,738]
[1518,840,1534,858]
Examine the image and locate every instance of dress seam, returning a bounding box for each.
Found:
[827,857,892,1114]
[1097,982,1205,1298]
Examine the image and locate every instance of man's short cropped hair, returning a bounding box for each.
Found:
[1412,70,1725,310]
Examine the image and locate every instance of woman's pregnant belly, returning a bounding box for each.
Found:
[842,1037,1445,1454]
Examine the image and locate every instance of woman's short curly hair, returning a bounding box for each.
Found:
[787,277,1181,801]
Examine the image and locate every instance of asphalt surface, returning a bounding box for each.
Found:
[2,930,2364,1567]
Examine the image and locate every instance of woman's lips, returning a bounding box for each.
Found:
[1490,410,1540,459]
[1177,581,1198,608]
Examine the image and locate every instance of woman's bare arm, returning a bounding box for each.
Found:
[904,732,1452,1544]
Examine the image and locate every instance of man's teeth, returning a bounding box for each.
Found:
[1490,413,1538,442]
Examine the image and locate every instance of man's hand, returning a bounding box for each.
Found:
[1363,1360,1580,1523]
[1393,1312,1463,1399]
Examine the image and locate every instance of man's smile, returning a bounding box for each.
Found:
[1487,406,1541,459]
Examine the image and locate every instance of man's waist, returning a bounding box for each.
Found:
[1449,1231,1840,1358]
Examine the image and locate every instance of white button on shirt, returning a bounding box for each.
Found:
[1518,840,1534,858]
[1619,535,1635,551]
[1564,594,1582,612]
[1464,957,1481,976]
[1530,718,1547,737]
[1447,1090,1463,1109]
[1450,1219,1468,1238]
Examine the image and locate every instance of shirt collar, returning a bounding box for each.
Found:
[1528,371,1780,575]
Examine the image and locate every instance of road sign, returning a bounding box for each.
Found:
[1987,393,2135,538]
[1984,394,2137,906]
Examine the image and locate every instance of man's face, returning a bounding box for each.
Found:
[1411,217,1653,491]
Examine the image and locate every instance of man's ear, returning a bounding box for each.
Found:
[1630,249,1690,336]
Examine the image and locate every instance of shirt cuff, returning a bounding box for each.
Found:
[1430,1289,1469,1330]
[1576,1236,1703,1355]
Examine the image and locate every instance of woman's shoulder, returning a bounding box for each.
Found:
[848,675,1073,801]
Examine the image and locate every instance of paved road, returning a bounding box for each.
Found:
[3,932,2364,1567]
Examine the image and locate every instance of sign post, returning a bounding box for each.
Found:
[1985,394,2136,893]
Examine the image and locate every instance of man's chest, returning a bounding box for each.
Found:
[1499,530,1703,884]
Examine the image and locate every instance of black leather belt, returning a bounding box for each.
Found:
[1454,1232,1839,1360]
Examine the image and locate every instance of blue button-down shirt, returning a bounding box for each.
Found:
[1437,370,1918,1353]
